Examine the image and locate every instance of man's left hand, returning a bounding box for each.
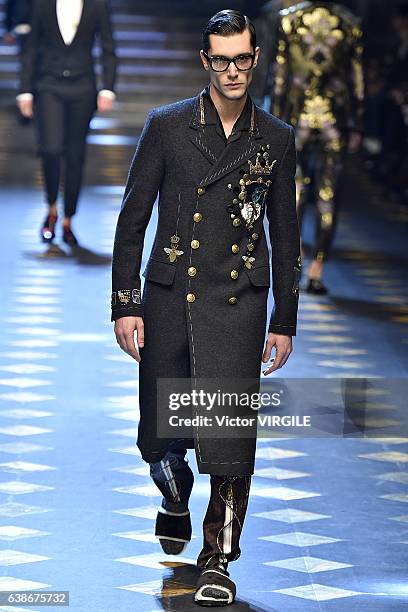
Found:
[97,92,114,113]
[262,333,293,375]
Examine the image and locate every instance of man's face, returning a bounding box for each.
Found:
[200,28,260,101]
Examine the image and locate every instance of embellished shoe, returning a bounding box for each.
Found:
[305,277,328,295]
[150,448,194,554]
[40,212,57,243]
[194,561,236,607]
[62,226,79,246]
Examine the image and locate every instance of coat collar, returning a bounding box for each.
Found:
[189,86,263,187]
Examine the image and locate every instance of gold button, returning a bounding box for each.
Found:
[188,266,197,276]
[233,218,241,227]
[228,296,238,305]
[186,293,196,303]
[193,212,202,222]
[231,244,239,254]
[252,232,259,240]
[191,239,200,249]
[197,187,205,196]
[230,270,238,280]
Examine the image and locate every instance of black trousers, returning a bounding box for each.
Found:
[34,76,97,218]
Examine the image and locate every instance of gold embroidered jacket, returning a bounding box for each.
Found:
[271,1,364,133]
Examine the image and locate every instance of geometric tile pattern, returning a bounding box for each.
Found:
[273,583,364,601]
[265,556,353,572]
[259,532,342,546]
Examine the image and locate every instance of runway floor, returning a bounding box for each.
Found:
[0,183,406,612]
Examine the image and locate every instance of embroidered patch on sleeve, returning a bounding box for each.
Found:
[132,289,141,304]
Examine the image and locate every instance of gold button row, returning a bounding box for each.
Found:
[197,187,205,196]
[193,212,202,222]
[191,239,200,249]
[187,293,238,305]
[231,244,239,254]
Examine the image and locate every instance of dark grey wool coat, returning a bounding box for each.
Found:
[111,88,301,476]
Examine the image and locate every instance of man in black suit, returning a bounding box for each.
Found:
[17,0,117,245]
[111,9,300,607]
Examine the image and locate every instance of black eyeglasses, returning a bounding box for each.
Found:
[203,52,255,72]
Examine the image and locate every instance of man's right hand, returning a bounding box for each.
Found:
[114,316,144,362]
[17,97,34,118]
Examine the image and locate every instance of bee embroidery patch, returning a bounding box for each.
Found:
[164,234,184,263]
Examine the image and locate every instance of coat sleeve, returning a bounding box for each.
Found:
[266,125,301,336]
[111,109,164,321]
[18,0,41,94]
[96,0,117,92]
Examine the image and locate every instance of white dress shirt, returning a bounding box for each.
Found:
[56,0,84,46]
[18,0,115,100]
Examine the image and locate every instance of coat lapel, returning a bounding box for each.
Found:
[188,92,264,188]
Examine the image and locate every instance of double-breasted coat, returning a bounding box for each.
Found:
[111,87,301,476]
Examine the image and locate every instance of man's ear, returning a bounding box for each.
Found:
[200,49,210,71]
[253,46,261,68]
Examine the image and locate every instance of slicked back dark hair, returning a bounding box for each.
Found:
[202,9,256,54]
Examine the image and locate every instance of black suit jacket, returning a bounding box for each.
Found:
[19,0,117,94]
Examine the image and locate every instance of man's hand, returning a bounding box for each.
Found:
[97,92,114,113]
[17,97,33,118]
[262,332,293,376]
[114,316,144,362]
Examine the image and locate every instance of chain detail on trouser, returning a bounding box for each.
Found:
[149,447,194,513]
[197,474,252,570]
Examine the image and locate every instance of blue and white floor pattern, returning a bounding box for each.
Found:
[0,187,407,611]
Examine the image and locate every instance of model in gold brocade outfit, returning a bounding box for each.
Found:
[270,1,364,293]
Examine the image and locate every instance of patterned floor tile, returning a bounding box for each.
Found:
[0,550,50,566]
[0,577,51,590]
[0,442,52,454]
[0,408,53,419]
[254,466,310,480]
[252,486,320,501]
[113,484,161,497]
[255,447,306,460]
[116,552,195,569]
[107,410,139,422]
[108,446,141,456]
[259,532,342,546]
[0,364,55,374]
[0,502,51,517]
[109,427,138,438]
[0,526,50,541]
[0,425,53,436]
[111,465,149,476]
[0,481,54,495]
[389,515,408,523]
[265,556,353,572]
[373,472,408,484]
[358,451,408,463]
[381,493,408,503]
[252,509,330,523]
[273,583,363,601]
[0,392,55,403]
[114,506,157,520]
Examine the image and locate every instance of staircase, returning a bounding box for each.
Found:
[0,0,244,187]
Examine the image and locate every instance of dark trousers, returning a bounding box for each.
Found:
[34,77,97,218]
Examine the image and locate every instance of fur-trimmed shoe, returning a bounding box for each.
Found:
[194,564,236,607]
[155,507,192,554]
[150,448,194,554]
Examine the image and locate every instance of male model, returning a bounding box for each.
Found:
[269,1,364,293]
[17,0,117,245]
[111,9,300,606]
